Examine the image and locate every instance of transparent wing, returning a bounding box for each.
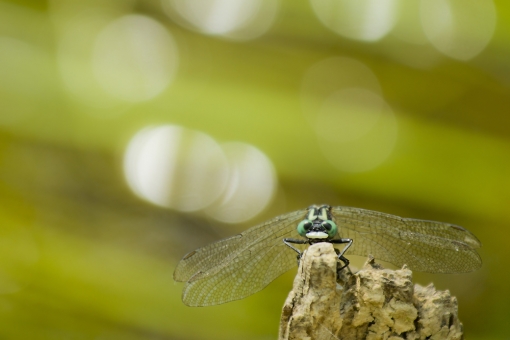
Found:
[174,209,306,306]
[331,206,482,273]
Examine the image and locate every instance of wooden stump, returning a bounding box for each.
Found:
[279,243,463,340]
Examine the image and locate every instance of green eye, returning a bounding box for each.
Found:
[322,220,338,238]
[297,220,312,236]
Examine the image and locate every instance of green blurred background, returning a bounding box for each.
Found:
[0,0,508,339]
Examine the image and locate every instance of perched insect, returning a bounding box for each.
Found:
[174,205,481,306]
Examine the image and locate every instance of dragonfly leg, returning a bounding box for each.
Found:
[331,238,353,271]
[284,238,308,264]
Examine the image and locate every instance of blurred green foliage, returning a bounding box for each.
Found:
[0,0,509,339]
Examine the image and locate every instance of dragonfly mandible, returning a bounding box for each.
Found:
[174,205,481,306]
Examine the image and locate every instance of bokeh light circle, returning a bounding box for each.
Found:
[205,142,276,223]
[302,57,398,172]
[420,0,496,61]
[93,15,179,102]
[310,0,398,42]
[161,0,279,40]
[315,88,398,172]
[56,10,135,110]
[124,125,229,212]
[301,57,382,124]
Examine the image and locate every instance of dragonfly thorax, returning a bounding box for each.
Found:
[297,205,338,240]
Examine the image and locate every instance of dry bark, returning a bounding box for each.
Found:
[279,243,463,340]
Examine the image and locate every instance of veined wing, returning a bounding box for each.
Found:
[174,209,305,306]
[331,206,482,273]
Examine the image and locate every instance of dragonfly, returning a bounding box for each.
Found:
[174,205,481,306]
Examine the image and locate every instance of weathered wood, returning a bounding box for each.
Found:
[279,243,463,340]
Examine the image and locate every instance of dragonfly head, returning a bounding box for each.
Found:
[297,205,338,240]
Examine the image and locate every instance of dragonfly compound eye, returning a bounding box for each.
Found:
[322,220,338,238]
[297,220,313,237]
